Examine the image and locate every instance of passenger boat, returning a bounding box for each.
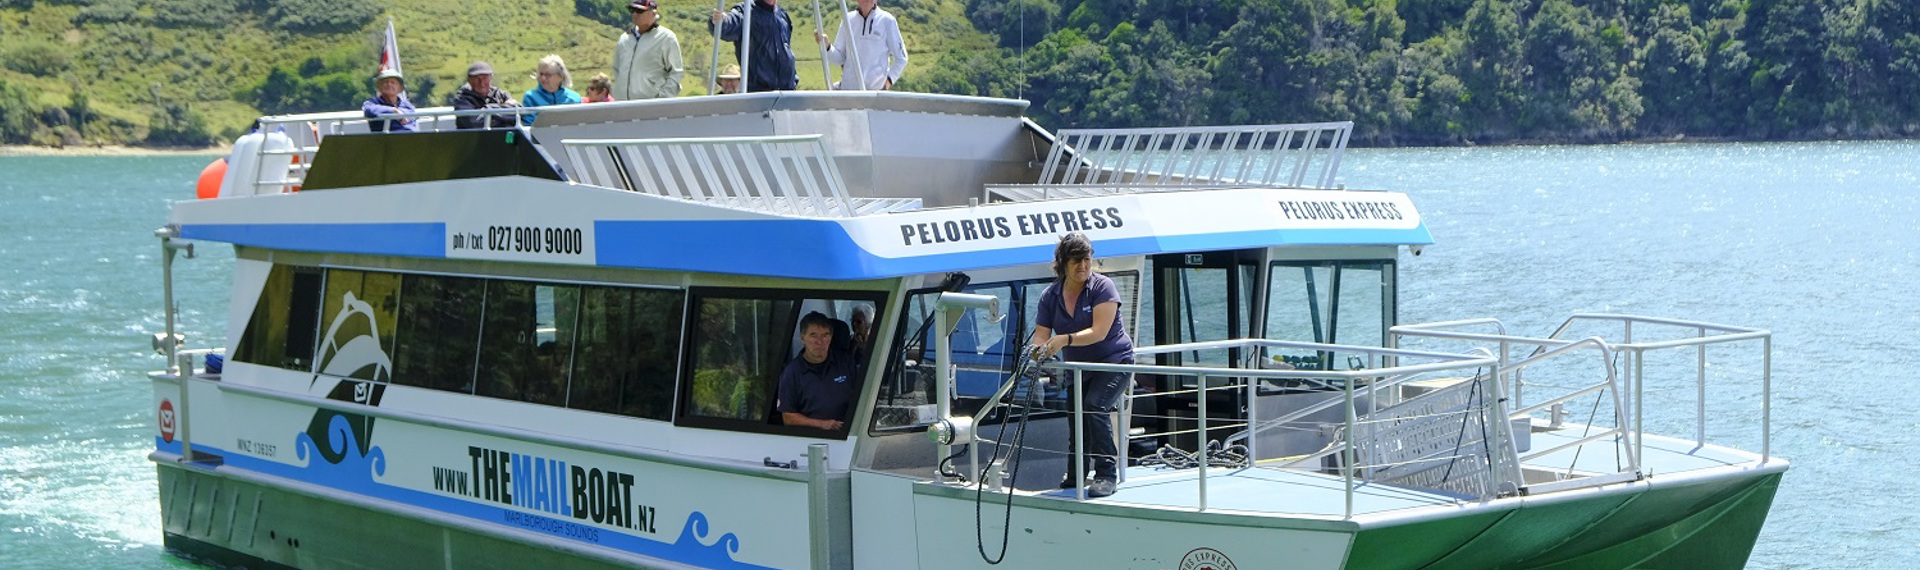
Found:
[147,91,1786,569]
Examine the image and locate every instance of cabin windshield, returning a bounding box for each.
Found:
[872,270,1139,433]
[1263,260,1395,370]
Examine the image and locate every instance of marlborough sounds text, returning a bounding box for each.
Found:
[899,207,1123,247]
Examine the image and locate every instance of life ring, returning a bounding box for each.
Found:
[195,157,226,199]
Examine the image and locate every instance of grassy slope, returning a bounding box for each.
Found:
[0,0,992,143]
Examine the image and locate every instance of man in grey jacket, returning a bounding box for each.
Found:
[613,0,685,100]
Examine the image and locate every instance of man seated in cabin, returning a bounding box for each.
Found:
[776,311,857,430]
[448,61,520,129]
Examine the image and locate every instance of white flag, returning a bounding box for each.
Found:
[379,19,402,76]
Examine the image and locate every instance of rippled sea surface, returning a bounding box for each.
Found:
[2,142,1915,568]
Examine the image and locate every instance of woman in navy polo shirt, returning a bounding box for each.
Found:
[1030,232,1135,498]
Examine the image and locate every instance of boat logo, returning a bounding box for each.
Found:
[158,399,175,443]
[1177,547,1237,570]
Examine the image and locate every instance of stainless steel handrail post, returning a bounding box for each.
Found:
[1196,372,1208,511]
[1633,348,1645,470]
[1343,370,1356,518]
[1696,326,1707,445]
[1073,368,1085,500]
[806,443,830,570]
[1762,335,1772,462]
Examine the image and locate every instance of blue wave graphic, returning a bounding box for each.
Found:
[157,431,775,569]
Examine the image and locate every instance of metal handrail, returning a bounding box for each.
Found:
[1035,122,1353,190]
[561,134,858,217]
[1394,314,1776,469]
[1536,314,1774,463]
[964,338,1502,516]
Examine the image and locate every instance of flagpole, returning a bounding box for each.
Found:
[811,0,830,89]
[740,0,752,92]
[708,0,726,95]
[838,0,861,89]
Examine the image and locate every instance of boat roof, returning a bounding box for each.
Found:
[172,91,1432,280]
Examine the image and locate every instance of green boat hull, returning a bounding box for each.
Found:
[1347,470,1784,570]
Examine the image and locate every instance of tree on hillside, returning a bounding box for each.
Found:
[1457,0,1525,139]
[1636,4,1707,135]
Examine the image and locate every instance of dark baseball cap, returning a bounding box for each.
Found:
[628,0,657,11]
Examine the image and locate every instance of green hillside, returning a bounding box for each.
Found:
[0,0,991,147]
[3,0,1916,148]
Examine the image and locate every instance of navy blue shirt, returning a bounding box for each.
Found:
[712,0,799,92]
[776,354,857,422]
[1037,273,1135,364]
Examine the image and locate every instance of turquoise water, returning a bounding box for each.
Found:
[1,142,1916,568]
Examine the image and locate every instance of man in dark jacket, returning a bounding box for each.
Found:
[709,0,798,92]
[447,61,519,129]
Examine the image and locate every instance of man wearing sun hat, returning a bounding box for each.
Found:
[362,68,417,132]
[716,63,742,94]
[448,61,519,129]
[613,0,685,100]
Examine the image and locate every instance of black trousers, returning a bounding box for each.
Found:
[1065,369,1130,479]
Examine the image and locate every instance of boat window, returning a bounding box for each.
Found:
[475,281,579,407]
[393,274,485,393]
[233,264,323,371]
[313,269,401,382]
[1264,261,1394,368]
[567,287,684,421]
[679,290,885,435]
[238,266,694,420]
[874,283,1020,432]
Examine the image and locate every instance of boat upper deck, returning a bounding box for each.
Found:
[175,91,1430,280]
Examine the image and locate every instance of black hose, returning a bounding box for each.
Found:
[976,349,1046,565]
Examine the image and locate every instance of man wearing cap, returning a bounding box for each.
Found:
[613,0,685,100]
[716,63,742,94]
[362,68,416,132]
[448,62,519,129]
[710,0,798,92]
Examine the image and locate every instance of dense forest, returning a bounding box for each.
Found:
[0,0,1915,147]
[921,0,1920,144]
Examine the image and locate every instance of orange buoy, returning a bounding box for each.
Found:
[195,157,227,199]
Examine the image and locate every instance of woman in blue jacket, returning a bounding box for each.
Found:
[521,54,583,126]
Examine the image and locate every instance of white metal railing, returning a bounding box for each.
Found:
[964,338,1513,516]
[1028,122,1354,194]
[562,135,866,218]
[233,107,536,197]
[1393,314,1776,469]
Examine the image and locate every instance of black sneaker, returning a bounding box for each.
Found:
[1085,477,1117,498]
[1058,474,1079,489]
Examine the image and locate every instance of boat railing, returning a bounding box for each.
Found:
[981,183,1253,202]
[234,107,539,196]
[560,134,905,218]
[970,338,1517,516]
[1393,314,1776,467]
[1028,122,1353,193]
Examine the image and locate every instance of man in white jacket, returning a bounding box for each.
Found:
[613,0,685,99]
[816,0,907,90]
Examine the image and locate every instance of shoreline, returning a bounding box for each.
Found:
[0,144,229,157]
